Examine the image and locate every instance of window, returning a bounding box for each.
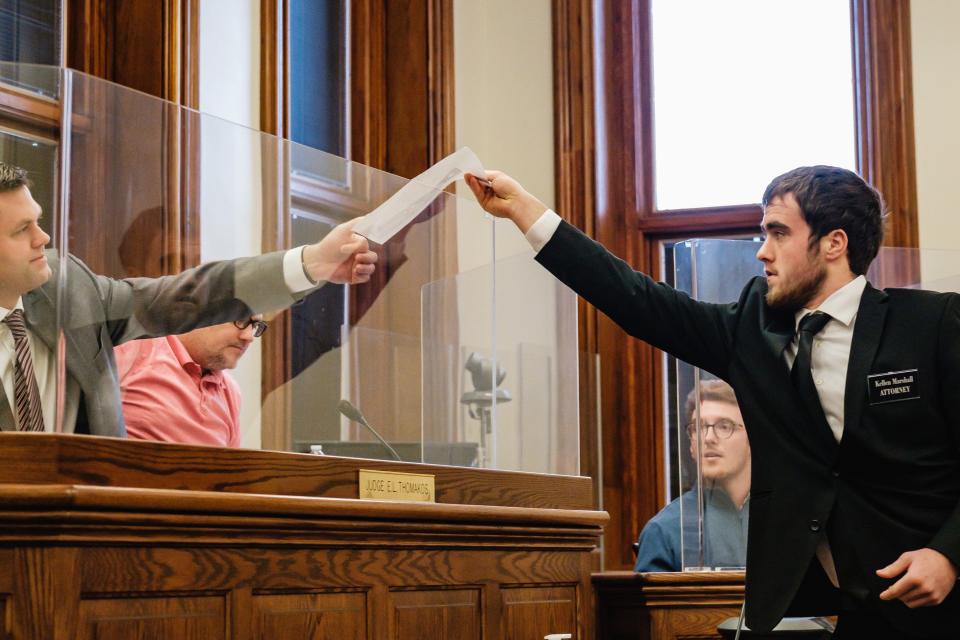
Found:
[651,0,857,210]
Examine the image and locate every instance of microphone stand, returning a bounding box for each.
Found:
[337,399,402,462]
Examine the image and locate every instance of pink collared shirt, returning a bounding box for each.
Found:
[114,336,241,447]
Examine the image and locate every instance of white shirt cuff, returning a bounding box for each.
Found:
[283,246,321,293]
[524,209,562,253]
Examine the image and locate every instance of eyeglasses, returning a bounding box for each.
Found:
[684,419,743,440]
[233,317,268,338]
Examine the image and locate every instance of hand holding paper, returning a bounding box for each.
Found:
[302,218,378,285]
[464,170,548,234]
[352,147,487,245]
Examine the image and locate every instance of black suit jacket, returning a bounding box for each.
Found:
[538,221,960,634]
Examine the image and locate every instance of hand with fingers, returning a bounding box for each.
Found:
[302,218,379,285]
[877,548,958,608]
[464,170,548,234]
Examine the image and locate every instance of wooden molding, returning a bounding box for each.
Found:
[259,0,288,138]
[553,0,601,513]
[0,84,60,137]
[0,433,595,510]
[350,0,387,168]
[257,0,293,450]
[593,571,745,607]
[0,483,605,550]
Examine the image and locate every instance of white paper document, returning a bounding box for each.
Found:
[352,146,485,244]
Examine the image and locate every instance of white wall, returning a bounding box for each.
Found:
[913,0,960,283]
[454,0,555,270]
[198,0,263,449]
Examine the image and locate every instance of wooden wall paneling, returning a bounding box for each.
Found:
[250,591,367,639]
[594,572,744,640]
[350,0,386,170]
[111,1,166,97]
[230,587,254,640]
[66,0,201,277]
[389,588,481,639]
[0,548,11,640]
[78,595,226,639]
[11,547,80,640]
[501,585,578,639]
[852,0,919,288]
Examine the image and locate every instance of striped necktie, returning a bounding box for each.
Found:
[3,309,45,432]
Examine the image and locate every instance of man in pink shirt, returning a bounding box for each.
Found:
[113,315,268,447]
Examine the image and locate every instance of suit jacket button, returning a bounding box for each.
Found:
[810,519,821,532]
[832,470,840,478]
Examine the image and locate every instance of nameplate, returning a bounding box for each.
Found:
[359,469,435,502]
[867,368,920,405]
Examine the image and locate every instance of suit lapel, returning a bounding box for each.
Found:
[24,283,90,393]
[761,305,795,364]
[842,284,888,440]
[761,301,839,462]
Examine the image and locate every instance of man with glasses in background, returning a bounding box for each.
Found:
[635,379,751,572]
[113,315,269,448]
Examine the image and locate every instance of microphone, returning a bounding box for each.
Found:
[337,399,402,461]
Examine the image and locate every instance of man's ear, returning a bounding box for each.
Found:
[821,229,848,264]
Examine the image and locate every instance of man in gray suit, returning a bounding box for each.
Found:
[0,162,378,437]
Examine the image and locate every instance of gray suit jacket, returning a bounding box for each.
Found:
[1,249,296,437]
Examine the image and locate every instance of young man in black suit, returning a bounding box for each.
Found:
[467,166,960,639]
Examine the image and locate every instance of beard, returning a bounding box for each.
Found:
[765,251,827,311]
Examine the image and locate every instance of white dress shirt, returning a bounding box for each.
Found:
[785,275,867,443]
[523,208,864,586]
[1,247,317,433]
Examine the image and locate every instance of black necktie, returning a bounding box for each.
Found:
[791,311,832,429]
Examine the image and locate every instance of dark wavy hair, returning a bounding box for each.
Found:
[762,165,885,275]
[0,162,29,193]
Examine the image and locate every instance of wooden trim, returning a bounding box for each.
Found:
[66,0,111,80]
[637,205,762,235]
[852,0,919,293]
[0,484,607,542]
[162,0,181,102]
[0,433,595,511]
[0,84,60,137]
[350,0,387,168]
[552,0,601,529]
[257,0,293,451]
[180,0,200,109]
[260,0,288,139]
[586,0,654,571]
[426,0,455,165]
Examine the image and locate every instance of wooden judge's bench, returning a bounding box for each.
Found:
[593,571,745,640]
[0,433,606,639]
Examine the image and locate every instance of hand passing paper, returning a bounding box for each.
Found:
[352,147,485,244]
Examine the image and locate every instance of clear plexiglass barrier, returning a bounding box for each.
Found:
[0,63,578,474]
[664,239,960,572]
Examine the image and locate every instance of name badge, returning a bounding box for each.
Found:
[867,369,919,405]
